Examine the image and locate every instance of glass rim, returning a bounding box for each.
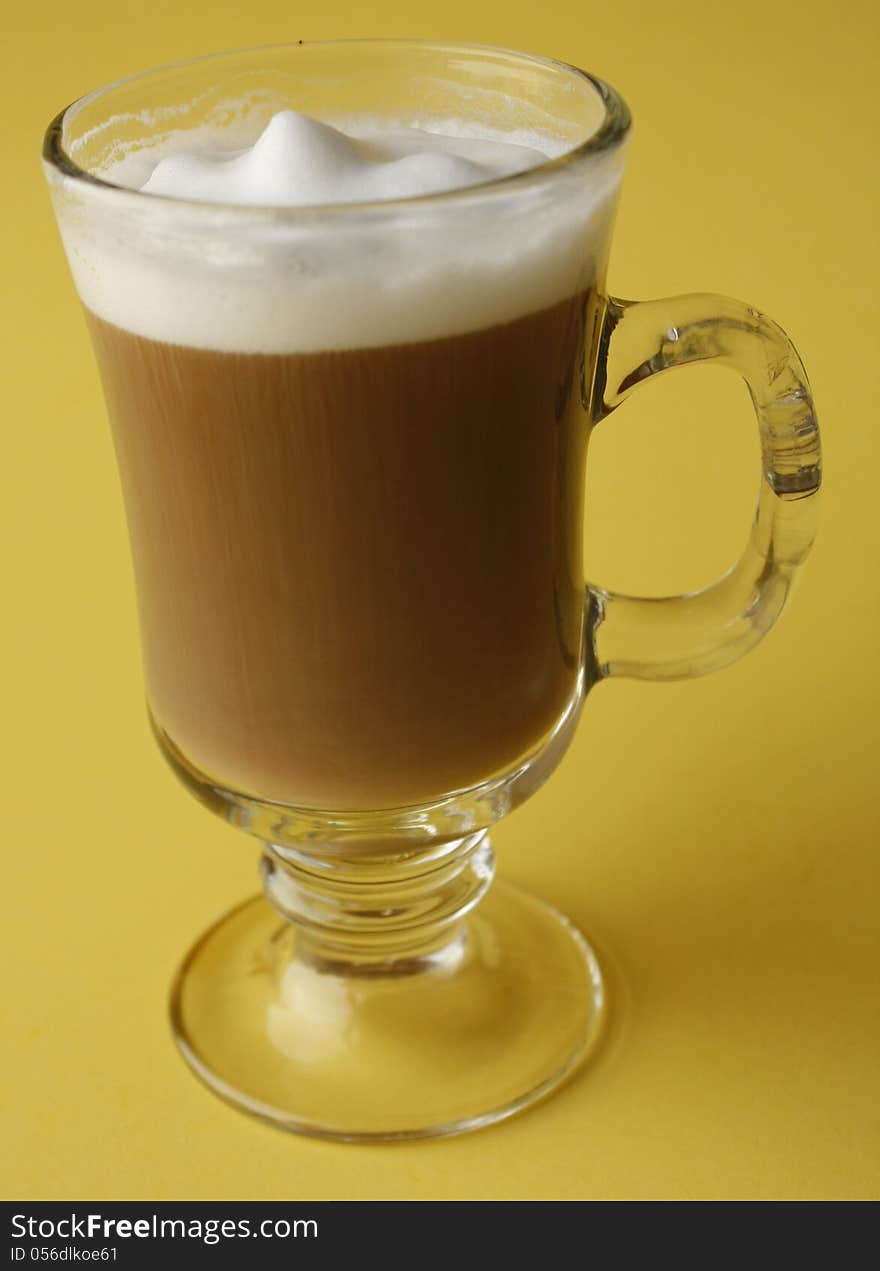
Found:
[42,38,632,221]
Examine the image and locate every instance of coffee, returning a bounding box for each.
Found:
[69,112,612,808]
[88,290,594,809]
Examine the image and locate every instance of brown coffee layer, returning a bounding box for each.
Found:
[88,293,595,808]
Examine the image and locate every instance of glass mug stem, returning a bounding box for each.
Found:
[589,294,820,680]
[259,832,495,969]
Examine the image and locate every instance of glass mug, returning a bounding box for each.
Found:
[43,41,820,1141]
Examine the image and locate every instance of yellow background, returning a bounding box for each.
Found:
[4,0,878,1200]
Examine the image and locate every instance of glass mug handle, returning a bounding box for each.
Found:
[587,293,821,681]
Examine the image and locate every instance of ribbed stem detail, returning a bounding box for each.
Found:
[259,831,495,971]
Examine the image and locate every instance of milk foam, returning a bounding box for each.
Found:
[139,111,548,206]
[54,111,622,352]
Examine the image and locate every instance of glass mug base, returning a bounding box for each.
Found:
[170,877,605,1142]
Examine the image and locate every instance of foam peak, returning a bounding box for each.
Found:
[140,111,547,206]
